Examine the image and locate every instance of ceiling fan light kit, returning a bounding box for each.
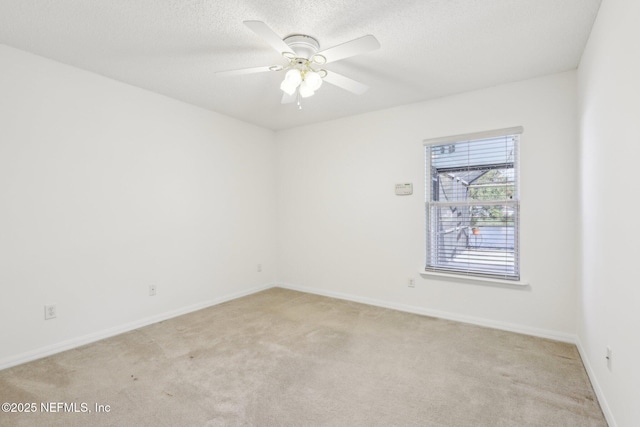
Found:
[216,21,380,109]
[280,69,302,95]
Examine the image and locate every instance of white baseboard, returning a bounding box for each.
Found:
[0,283,274,371]
[276,282,576,343]
[575,338,617,427]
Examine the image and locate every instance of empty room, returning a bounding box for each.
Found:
[0,0,637,426]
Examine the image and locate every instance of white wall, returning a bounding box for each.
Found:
[577,0,640,425]
[0,45,277,367]
[277,72,579,339]
[3,9,635,422]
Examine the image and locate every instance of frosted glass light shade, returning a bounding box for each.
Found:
[299,81,315,98]
[284,69,302,85]
[304,71,323,91]
[280,80,298,95]
[280,69,302,95]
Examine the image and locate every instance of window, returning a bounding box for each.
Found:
[424,127,522,281]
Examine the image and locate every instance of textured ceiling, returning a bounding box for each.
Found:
[0,0,601,131]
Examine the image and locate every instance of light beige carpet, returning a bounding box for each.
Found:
[0,288,606,426]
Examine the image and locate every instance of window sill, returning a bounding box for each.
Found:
[419,270,530,288]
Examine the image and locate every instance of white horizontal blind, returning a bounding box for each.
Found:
[425,129,521,280]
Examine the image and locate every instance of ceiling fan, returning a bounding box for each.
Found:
[216,21,381,108]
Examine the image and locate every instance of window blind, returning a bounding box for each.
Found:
[424,129,521,280]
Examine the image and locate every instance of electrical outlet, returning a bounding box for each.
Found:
[149,285,157,296]
[44,304,57,320]
[606,346,612,371]
[408,278,415,288]
[257,264,262,272]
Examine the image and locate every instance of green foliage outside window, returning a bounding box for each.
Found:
[468,169,515,227]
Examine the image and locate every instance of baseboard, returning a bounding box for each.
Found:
[576,338,617,427]
[0,283,275,371]
[276,283,576,343]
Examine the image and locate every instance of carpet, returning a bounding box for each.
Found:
[0,288,607,426]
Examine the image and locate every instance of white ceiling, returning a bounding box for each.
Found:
[0,0,601,131]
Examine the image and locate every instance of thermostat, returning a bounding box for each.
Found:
[395,183,413,195]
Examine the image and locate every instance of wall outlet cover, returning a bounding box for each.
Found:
[44,304,57,320]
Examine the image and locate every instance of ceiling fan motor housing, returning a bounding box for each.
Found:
[284,34,320,60]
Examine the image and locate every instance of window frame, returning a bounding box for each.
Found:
[423,127,523,282]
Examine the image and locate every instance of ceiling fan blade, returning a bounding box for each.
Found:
[281,92,296,104]
[215,65,274,77]
[316,35,380,64]
[323,71,370,95]
[244,21,294,56]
